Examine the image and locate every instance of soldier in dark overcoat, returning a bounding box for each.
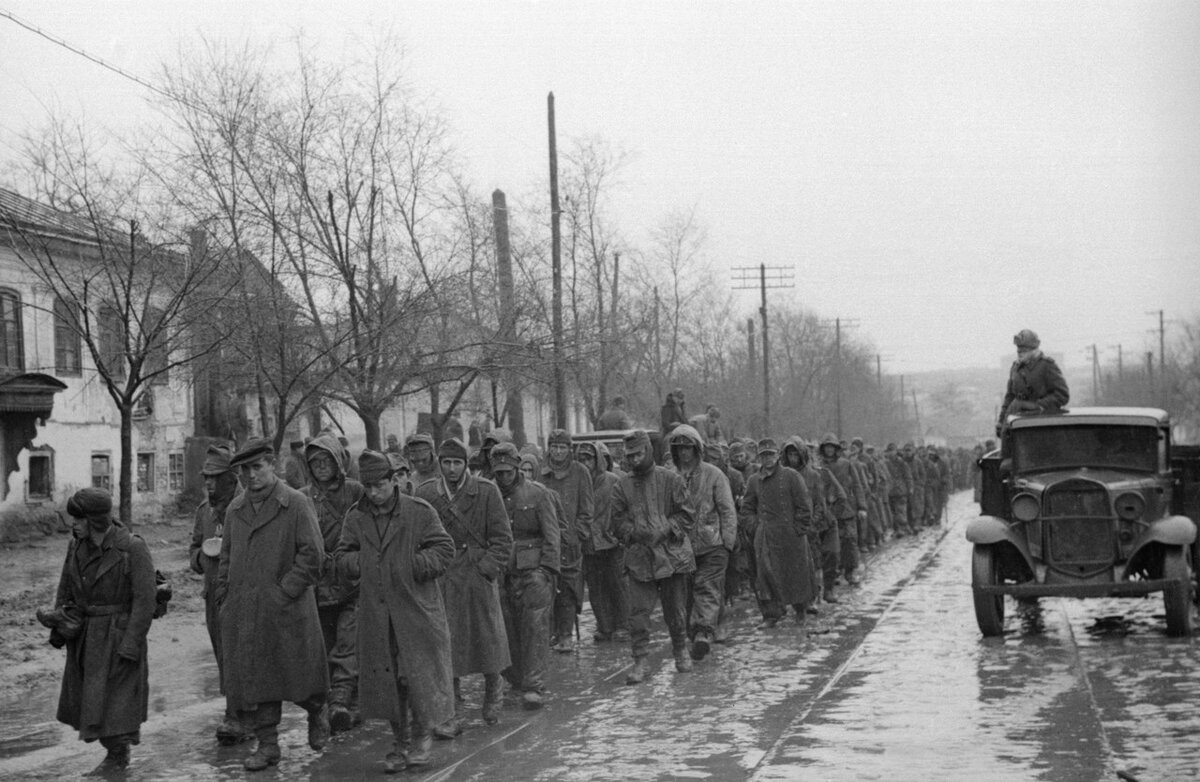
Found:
[336,449,456,772]
[44,487,156,775]
[740,439,817,629]
[216,438,329,771]
[416,438,512,732]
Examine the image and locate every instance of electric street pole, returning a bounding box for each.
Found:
[548,92,566,429]
[732,264,794,436]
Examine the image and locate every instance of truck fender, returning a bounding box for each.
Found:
[965,516,1012,545]
[1140,515,1197,547]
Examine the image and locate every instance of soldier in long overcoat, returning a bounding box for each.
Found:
[740,439,816,628]
[540,429,594,653]
[416,438,512,732]
[216,438,329,771]
[336,450,456,772]
[44,488,155,775]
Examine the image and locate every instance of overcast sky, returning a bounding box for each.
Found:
[2,1,1197,376]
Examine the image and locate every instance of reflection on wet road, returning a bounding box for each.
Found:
[3,492,1197,780]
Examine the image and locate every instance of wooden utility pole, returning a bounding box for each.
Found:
[492,189,526,446]
[1090,343,1100,404]
[548,93,566,429]
[911,388,922,441]
[747,318,756,377]
[732,265,794,436]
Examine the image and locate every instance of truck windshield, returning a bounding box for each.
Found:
[1013,425,1159,473]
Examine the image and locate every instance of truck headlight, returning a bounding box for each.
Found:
[1012,493,1040,522]
[1114,493,1144,521]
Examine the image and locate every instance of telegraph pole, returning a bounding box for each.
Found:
[548,93,567,429]
[732,264,794,436]
[820,317,859,438]
[1090,344,1100,404]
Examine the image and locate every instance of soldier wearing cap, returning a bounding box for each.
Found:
[216,438,330,771]
[335,450,456,772]
[405,433,440,487]
[490,442,561,709]
[998,328,1070,436]
[612,429,697,684]
[416,438,512,734]
[540,429,594,653]
[885,443,915,536]
[42,487,156,775]
[188,443,251,744]
[739,438,817,629]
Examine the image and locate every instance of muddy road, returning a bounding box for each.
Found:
[1,493,1195,780]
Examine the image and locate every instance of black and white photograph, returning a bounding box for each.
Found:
[1,2,1199,779]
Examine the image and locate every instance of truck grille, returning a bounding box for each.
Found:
[1044,479,1113,566]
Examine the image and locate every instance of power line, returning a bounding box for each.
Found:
[0,8,173,102]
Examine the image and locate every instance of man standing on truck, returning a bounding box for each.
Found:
[997,329,1070,435]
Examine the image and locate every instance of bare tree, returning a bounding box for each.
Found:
[0,118,233,523]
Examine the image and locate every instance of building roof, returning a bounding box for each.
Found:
[0,188,100,246]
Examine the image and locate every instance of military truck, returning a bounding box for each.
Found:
[968,407,1200,637]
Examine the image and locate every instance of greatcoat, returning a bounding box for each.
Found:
[54,523,156,740]
[416,472,513,676]
[740,463,816,606]
[335,490,456,725]
[216,479,328,710]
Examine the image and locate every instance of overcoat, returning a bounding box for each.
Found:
[740,463,816,606]
[302,432,364,607]
[54,524,156,740]
[216,479,328,710]
[416,473,513,675]
[1000,352,1070,421]
[335,491,455,725]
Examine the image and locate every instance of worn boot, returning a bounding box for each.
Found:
[307,704,330,751]
[216,712,253,745]
[482,673,503,725]
[625,657,649,685]
[407,728,433,767]
[383,729,407,775]
[690,631,712,661]
[674,646,693,673]
[244,726,281,771]
[86,738,130,776]
[521,689,544,710]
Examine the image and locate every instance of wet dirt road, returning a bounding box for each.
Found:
[3,491,1197,780]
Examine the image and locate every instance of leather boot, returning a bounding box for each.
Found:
[407,729,433,767]
[216,712,253,745]
[329,702,354,734]
[383,736,407,774]
[521,690,544,710]
[482,673,503,725]
[690,631,711,661]
[625,657,649,685]
[433,716,462,740]
[674,646,693,673]
[307,704,330,751]
[86,739,130,776]
[244,726,281,771]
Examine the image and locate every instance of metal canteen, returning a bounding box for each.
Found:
[202,536,222,557]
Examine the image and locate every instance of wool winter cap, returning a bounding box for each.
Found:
[483,429,513,448]
[1014,329,1040,349]
[358,450,394,484]
[885,442,898,452]
[851,437,864,448]
[704,442,724,462]
[386,453,410,474]
[623,429,652,453]
[757,438,779,455]
[66,487,113,519]
[576,442,599,460]
[547,429,573,447]
[438,438,469,462]
[490,442,522,468]
[404,433,436,451]
[231,437,274,468]
[200,443,234,476]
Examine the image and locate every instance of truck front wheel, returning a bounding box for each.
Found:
[972,545,1005,637]
[1163,546,1193,637]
